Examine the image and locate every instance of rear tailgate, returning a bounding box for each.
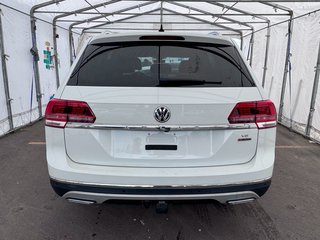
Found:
[61,86,261,168]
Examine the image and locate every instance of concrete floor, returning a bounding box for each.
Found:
[0,121,319,240]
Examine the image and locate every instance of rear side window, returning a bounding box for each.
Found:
[68,42,255,87]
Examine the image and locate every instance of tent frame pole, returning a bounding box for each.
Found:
[69,2,157,32]
[30,10,42,118]
[209,2,273,70]
[168,2,253,31]
[168,2,251,63]
[0,8,13,130]
[278,12,293,122]
[81,8,165,31]
[262,21,271,87]
[68,1,156,64]
[68,30,74,66]
[249,30,254,66]
[52,24,60,88]
[306,41,320,137]
[53,0,121,66]
[58,20,269,24]
[30,0,64,118]
[240,32,243,50]
[163,8,242,36]
[35,11,290,16]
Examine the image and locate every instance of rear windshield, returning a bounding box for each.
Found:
[68,42,255,87]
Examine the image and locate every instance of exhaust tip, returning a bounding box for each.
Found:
[227,198,256,205]
[66,198,96,205]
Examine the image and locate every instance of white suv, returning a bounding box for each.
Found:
[45,32,277,205]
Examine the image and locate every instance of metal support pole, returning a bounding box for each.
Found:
[52,24,60,88]
[35,11,290,17]
[240,32,243,51]
[164,8,242,36]
[249,30,254,66]
[0,8,13,130]
[70,2,155,31]
[68,29,74,66]
[30,14,43,118]
[262,21,271,88]
[30,0,65,118]
[278,13,293,122]
[168,2,253,32]
[306,41,320,137]
[53,0,121,67]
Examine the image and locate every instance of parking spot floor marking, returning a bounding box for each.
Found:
[276,145,313,149]
[28,142,46,145]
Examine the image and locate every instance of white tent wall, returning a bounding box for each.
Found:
[248,24,288,105]
[0,2,75,137]
[245,10,320,142]
[261,25,287,104]
[282,15,320,134]
[1,5,38,130]
[247,28,268,86]
[56,29,71,84]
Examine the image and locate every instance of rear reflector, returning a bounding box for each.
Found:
[45,99,96,128]
[228,100,277,129]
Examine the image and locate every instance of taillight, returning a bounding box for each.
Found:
[45,99,96,128]
[228,100,277,129]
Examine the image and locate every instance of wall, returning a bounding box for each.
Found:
[0,3,74,136]
[245,11,320,142]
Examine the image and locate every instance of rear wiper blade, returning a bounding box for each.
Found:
[158,79,222,87]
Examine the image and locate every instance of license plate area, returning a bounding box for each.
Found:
[145,145,178,150]
[112,130,212,159]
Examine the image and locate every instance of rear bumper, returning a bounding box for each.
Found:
[50,178,271,204]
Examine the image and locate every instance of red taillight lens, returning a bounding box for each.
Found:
[45,99,96,128]
[228,100,277,129]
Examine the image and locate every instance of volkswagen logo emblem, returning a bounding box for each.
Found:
[154,106,171,123]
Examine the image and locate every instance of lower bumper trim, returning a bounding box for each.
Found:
[50,179,271,203]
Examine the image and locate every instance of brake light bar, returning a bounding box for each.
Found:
[139,35,185,41]
[45,99,96,128]
[228,100,277,129]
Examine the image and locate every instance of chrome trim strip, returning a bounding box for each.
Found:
[51,177,270,189]
[65,123,254,131]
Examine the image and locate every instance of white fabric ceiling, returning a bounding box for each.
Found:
[2,0,320,36]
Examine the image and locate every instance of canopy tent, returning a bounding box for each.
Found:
[0,0,320,142]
